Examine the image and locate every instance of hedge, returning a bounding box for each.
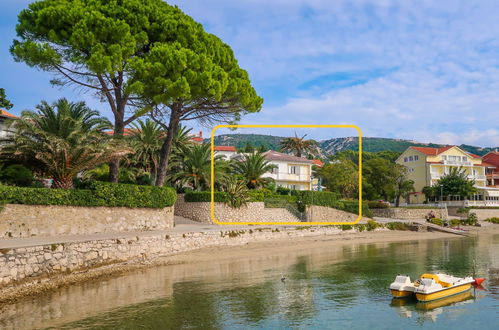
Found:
[0,181,176,208]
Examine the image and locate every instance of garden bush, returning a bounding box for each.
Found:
[385,222,411,231]
[0,182,176,208]
[428,218,444,226]
[366,219,381,231]
[484,217,499,224]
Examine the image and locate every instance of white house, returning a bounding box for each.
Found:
[261,150,314,190]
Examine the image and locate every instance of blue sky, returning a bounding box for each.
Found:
[2,0,499,146]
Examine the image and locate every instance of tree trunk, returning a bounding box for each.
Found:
[395,194,400,207]
[155,111,180,187]
[109,118,125,183]
[52,176,74,189]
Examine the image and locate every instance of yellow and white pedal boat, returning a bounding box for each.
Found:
[390,273,476,302]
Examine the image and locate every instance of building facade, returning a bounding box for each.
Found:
[0,109,17,138]
[261,150,313,190]
[396,146,489,203]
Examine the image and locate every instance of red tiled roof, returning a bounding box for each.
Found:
[466,152,481,159]
[214,146,236,152]
[312,159,324,167]
[191,137,204,143]
[484,152,499,166]
[0,109,18,118]
[410,146,455,156]
[481,162,497,167]
[263,150,314,163]
[104,128,135,136]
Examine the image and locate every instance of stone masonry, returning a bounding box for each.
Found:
[0,204,174,238]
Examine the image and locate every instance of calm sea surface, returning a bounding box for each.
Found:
[1,233,497,329]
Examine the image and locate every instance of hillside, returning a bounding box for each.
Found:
[208,134,498,158]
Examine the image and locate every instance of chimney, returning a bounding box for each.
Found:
[199,130,203,138]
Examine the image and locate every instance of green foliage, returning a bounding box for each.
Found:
[366,219,381,231]
[0,182,176,208]
[434,167,477,199]
[222,177,251,209]
[484,217,499,224]
[0,98,128,188]
[263,195,297,208]
[385,222,411,231]
[354,224,366,232]
[464,212,478,226]
[317,159,358,198]
[0,88,13,110]
[449,219,461,227]
[276,186,291,195]
[280,133,318,157]
[428,218,444,226]
[0,164,33,187]
[232,153,276,189]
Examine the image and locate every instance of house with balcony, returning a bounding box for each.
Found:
[0,109,17,138]
[396,146,489,204]
[261,150,313,190]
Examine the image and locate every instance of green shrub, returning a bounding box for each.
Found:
[428,218,444,226]
[366,219,381,231]
[341,225,353,231]
[276,186,291,195]
[263,194,297,208]
[354,224,366,232]
[484,217,499,224]
[0,182,176,208]
[449,219,461,227]
[0,165,34,187]
[385,222,411,231]
[368,201,389,209]
[184,191,227,202]
[463,213,478,226]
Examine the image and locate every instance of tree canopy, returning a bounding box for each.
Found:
[0,88,13,110]
[11,0,262,184]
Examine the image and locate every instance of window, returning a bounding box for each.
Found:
[270,167,277,174]
[414,155,418,161]
[462,156,467,162]
[289,165,299,174]
[408,156,413,161]
[442,155,447,160]
[404,157,408,162]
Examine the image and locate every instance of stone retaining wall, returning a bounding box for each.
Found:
[0,226,377,289]
[0,204,174,239]
[371,207,448,219]
[174,195,300,223]
[306,205,370,222]
[467,208,499,220]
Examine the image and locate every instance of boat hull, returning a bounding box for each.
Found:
[391,289,413,298]
[415,283,472,302]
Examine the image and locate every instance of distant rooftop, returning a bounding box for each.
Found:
[0,109,17,118]
[263,150,314,163]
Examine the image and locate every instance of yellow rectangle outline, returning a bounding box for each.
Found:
[210,124,363,225]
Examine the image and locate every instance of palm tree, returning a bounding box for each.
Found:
[130,119,163,179]
[232,153,276,189]
[280,132,318,157]
[169,144,228,191]
[1,98,130,189]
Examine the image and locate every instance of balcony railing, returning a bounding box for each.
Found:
[443,160,473,166]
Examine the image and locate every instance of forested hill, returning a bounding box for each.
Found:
[208,134,497,157]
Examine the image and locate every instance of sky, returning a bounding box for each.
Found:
[1,0,499,145]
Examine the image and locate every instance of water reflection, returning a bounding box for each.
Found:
[390,290,476,323]
[0,233,496,330]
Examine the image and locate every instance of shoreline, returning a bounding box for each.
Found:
[2,226,490,306]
